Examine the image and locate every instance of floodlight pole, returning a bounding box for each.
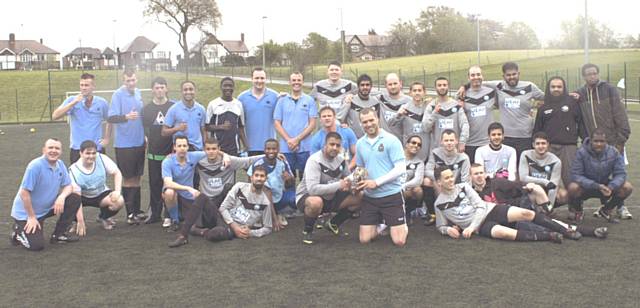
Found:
[476,14,481,65]
[340,8,345,64]
[262,16,267,69]
[584,0,589,64]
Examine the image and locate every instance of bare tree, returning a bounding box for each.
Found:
[143,0,221,78]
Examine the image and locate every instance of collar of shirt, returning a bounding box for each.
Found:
[40,156,61,171]
[364,129,387,146]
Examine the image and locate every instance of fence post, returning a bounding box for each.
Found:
[423,67,426,86]
[48,70,53,120]
[377,69,381,90]
[448,63,451,82]
[15,89,19,123]
[624,62,627,109]
[606,64,610,83]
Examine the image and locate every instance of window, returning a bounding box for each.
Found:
[156,51,166,59]
[350,45,360,53]
[20,52,33,63]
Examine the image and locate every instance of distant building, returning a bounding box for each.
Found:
[120,36,172,71]
[0,33,60,70]
[345,31,399,61]
[64,47,119,70]
[190,33,249,67]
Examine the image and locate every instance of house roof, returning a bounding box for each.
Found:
[0,40,59,54]
[347,34,393,47]
[122,36,157,53]
[102,47,116,55]
[65,47,102,58]
[219,40,248,53]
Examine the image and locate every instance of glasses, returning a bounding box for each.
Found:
[409,141,422,147]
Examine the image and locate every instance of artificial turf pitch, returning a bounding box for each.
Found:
[0,122,638,307]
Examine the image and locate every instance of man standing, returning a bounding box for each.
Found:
[519,132,566,207]
[142,77,175,224]
[339,74,380,138]
[567,129,633,223]
[298,132,361,244]
[52,73,110,164]
[107,69,146,224]
[206,77,247,156]
[475,122,517,181]
[378,73,412,139]
[238,67,279,156]
[356,108,407,247]
[390,81,431,162]
[311,106,357,170]
[274,72,318,180]
[10,139,82,251]
[310,61,357,114]
[460,66,497,163]
[533,76,585,190]
[576,64,632,219]
[69,140,124,231]
[163,81,207,151]
[422,77,469,152]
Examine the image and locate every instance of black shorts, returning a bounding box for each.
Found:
[503,137,531,160]
[115,146,146,178]
[81,190,113,208]
[479,204,514,238]
[464,145,480,164]
[360,192,406,227]
[297,191,351,213]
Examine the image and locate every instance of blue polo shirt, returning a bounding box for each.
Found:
[274,93,318,154]
[247,157,292,203]
[62,95,109,150]
[164,100,206,150]
[355,129,405,198]
[310,127,357,155]
[11,156,71,220]
[109,87,144,148]
[238,88,279,151]
[161,151,206,200]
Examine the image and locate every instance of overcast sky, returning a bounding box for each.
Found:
[2,0,639,60]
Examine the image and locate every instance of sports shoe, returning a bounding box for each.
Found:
[302,231,313,244]
[423,214,436,226]
[97,218,114,230]
[278,215,289,227]
[284,209,304,219]
[168,235,188,248]
[68,222,77,234]
[127,213,141,225]
[567,211,584,223]
[548,232,563,244]
[538,203,554,214]
[96,215,117,225]
[592,208,601,217]
[315,214,326,229]
[50,233,80,244]
[594,227,609,239]
[10,225,19,246]
[323,219,340,235]
[162,218,172,228]
[135,211,148,221]
[168,222,180,232]
[597,207,620,224]
[617,206,633,220]
[563,229,582,241]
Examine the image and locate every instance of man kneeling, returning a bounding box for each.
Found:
[435,166,574,243]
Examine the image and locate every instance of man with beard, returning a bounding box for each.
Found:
[422,77,469,152]
[339,74,381,138]
[356,108,407,247]
[10,139,82,251]
[163,81,207,151]
[390,82,431,161]
[311,106,357,170]
[206,77,247,156]
[567,129,633,223]
[475,122,517,181]
[469,164,607,239]
[533,76,585,190]
[298,132,361,244]
[519,132,566,207]
[142,77,175,225]
[168,138,266,248]
[377,73,412,139]
[576,64,632,219]
[310,61,357,115]
[238,68,279,156]
[460,66,497,163]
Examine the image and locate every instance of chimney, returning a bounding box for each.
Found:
[9,33,16,51]
[240,33,244,42]
[40,38,43,44]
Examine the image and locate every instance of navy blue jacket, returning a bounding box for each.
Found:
[570,138,626,190]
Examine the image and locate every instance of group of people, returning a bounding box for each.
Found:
[9,60,633,251]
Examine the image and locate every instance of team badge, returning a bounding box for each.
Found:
[519,90,525,95]
[458,192,466,199]
[452,107,457,112]
[378,144,384,152]
[409,164,415,170]
[341,88,346,93]
[544,166,551,172]
[483,95,489,101]
[561,105,569,112]
[453,163,459,170]
[254,205,260,211]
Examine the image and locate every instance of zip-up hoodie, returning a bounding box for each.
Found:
[576,80,630,147]
[570,137,626,190]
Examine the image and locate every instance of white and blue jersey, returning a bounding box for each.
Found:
[11,156,71,220]
[164,100,206,150]
[248,157,292,203]
[69,153,118,198]
[62,95,109,150]
[161,151,206,200]
[238,88,279,152]
[355,129,405,198]
[109,87,144,148]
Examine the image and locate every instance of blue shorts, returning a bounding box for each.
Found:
[274,189,296,213]
[283,151,310,172]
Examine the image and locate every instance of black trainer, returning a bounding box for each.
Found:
[564,230,582,241]
[168,236,188,248]
[598,207,620,224]
[424,214,436,226]
[302,231,313,245]
[50,233,80,244]
[548,232,563,244]
[594,227,609,239]
[323,219,340,235]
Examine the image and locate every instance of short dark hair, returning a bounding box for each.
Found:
[174,135,189,145]
[325,131,342,143]
[264,138,279,148]
[441,129,457,139]
[357,74,372,85]
[532,131,549,142]
[80,73,95,80]
[434,77,448,86]
[252,67,265,77]
[590,128,606,139]
[204,138,219,146]
[409,82,425,91]
[581,63,600,76]
[488,122,504,135]
[252,164,268,176]
[359,107,377,119]
[434,165,450,181]
[151,76,167,87]
[328,60,342,68]
[80,140,97,152]
[220,77,234,86]
[181,80,196,89]
[406,135,422,144]
[470,163,483,169]
[123,68,136,77]
[319,106,335,116]
[502,62,519,73]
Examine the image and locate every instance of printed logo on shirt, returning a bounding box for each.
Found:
[505,98,521,109]
[326,99,342,109]
[470,106,487,118]
[207,177,223,188]
[412,123,422,133]
[378,143,385,152]
[544,109,553,115]
[384,110,396,121]
[154,111,166,125]
[231,206,250,224]
[438,118,454,129]
[561,105,569,112]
